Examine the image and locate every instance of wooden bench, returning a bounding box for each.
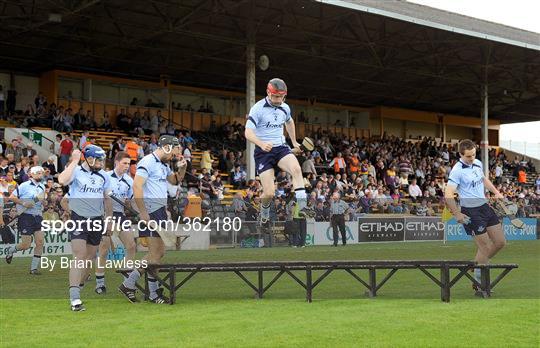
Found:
[117,260,518,304]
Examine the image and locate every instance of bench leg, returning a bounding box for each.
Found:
[367,268,377,297]
[144,272,149,301]
[480,267,491,298]
[440,264,450,302]
[257,270,264,299]
[306,267,312,303]
[169,268,176,305]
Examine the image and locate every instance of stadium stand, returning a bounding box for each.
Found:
[1,92,539,225]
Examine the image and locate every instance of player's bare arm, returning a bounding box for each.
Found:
[444,184,469,224]
[58,149,81,186]
[285,118,301,151]
[483,177,504,199]
[245,128,272,152]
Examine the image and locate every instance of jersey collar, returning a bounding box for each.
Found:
[459,160,481,169]
[263,97,284,110]
[152,152,164,163]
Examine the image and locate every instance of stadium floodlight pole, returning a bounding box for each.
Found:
[246,42,256,180]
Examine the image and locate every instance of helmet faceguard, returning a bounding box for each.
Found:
[83,145,106,172]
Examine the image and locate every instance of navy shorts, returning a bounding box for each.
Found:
[17,214,43,236]
[254,145,292,175]
[461,204,500,236]
[138,206,168,238]
[113,212,131,232]
[69,212,104,246]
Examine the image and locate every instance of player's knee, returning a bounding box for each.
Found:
[19,241,31,250]
[147,254,163,264]
[290,164,302,178]
[34,235,44,245]
[157,249,165,259]
[261,189,274,199]
[475,240,491,253]
[149,249,165,261]
[493,239,506,250]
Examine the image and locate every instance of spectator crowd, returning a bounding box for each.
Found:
[1,92,539,228]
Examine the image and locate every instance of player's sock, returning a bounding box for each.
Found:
[95,272,105,288]
[123,269,141,289]
[260,198,271,221]
[69,286,81,301]
[7,245,19,256]
[474,268,481,282]
[30,255,41,271]
[294,188,307,210]
[148,276,159,299]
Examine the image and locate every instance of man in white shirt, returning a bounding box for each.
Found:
[408,178,423,202]
[495,162,503,184]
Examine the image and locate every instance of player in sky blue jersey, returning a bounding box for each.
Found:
[119,135,187,304]
[58,145,113,312]
[444,139,506,288]
[5,166,46,274]
[245,78,310,225]
[92,151,136,295]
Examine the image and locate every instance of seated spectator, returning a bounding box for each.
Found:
[43,205,60,222]
[13,161,28,183]
[415,199,429,216]
[302,155,317,176]
[276,170,289,184]
[0,176,9,194]
[201,150,213,171]
[387,198,404,214]
[22,143,36,160]
[42,155,57,177]
[63,108,74,132]
[232,192,248,218]
[184,131,195,145]
[100,112,113,132]
[399,172,409,188]
[6,139,23,162]
[199,173,216,200]
[212,175,224,200]
[0,158,8,176]
[42,167,53,182]
[186,168,199,191]
[426,201,436,216]
[166,122,175,135]
[82,110,95,129]
[359,190,371,213]
[426,180,438,200]
[231,165,247,189]
[3,170,17,187]
[408,178,422,202]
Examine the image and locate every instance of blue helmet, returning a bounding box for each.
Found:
[84,145,106,160]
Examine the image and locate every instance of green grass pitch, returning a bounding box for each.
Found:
[1,241,539,347]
